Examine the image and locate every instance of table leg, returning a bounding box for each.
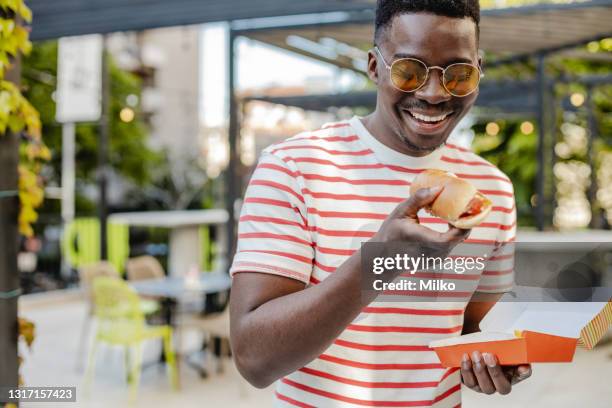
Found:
[159,298,176,363]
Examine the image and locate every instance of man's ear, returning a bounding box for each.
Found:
[477,52,484,76]
[367,49,379,84]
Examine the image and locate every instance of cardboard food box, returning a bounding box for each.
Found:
[429,295,612,367]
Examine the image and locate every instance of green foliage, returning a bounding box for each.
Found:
[473,122,538,226]
[474,37,612,227]
[1,0,47,237]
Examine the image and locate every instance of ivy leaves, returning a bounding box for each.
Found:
[1,0,46,237]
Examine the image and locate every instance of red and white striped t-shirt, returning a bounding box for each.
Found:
[230,116,516,407]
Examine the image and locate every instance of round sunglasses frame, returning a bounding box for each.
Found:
[373,46,484,98]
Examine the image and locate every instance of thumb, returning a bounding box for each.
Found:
[399,186,443,219]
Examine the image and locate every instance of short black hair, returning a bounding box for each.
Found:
[374,0,480,44]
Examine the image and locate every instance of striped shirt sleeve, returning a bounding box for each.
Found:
[230,150,314,284]
[477,183,517,294]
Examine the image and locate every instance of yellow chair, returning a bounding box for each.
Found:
[85,277,178,401]
[77,262,159,371]
[76,261,121,371]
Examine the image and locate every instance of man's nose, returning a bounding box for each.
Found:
[414,68,451,105]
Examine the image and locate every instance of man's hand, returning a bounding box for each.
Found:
[371,186,470,249]
[461,351,532,395]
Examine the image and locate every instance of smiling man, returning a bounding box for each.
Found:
[229,1,531,406]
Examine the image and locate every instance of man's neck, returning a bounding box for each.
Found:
[361,113,438,158]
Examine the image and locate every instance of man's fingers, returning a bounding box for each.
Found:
[483,353,512,395]
[460,353,478,390]
[511,364,532,385]
[440,226,471,243]
[471,351,496,394]
[400,187,443,219]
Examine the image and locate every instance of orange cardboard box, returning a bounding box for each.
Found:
[430,295,612,367]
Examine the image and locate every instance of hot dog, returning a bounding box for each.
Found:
[410,169,493,229]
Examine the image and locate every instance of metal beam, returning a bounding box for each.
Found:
[586,85,603,229]
[535,54,547,231]
[244,79,541,113]
[234,1,612,34]
[28,0,374,40]
[226,30,239,264]
[98,37,110,260]
[485,33,612,68]
[482,0,612,17]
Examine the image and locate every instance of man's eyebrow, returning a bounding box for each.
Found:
[393,52,475,65]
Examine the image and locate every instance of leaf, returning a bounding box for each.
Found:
[7,113,23,132]
[17,2,32,23]
[18,317,35,348]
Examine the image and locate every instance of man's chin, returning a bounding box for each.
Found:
[398,132,445,153]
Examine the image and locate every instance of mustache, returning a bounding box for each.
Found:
[398,100,458,114]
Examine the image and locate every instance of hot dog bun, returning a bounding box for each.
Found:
[410,169,492,229]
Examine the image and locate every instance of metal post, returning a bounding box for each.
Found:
[225,29,238,268]
[61,123,76,277]
[535,53,546,231]
[98,36,110,260]
[0,43,21,399]
[586,85,602,229]
[548,80,557,227]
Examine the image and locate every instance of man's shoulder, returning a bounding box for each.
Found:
[443,142,513,192]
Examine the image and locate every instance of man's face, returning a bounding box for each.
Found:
[368,13,481,154]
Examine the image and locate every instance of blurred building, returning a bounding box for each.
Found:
[107,26,201,161]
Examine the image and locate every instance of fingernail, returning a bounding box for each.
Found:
[462,353,470,363]
[517,365,531,379]
[483,353,497,368]
[429,186,442,194]
[471,350,481,363]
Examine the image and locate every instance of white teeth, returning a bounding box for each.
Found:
[409,111,450,123]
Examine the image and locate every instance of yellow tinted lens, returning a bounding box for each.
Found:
[444,64,480,96]
[390,59,427,92]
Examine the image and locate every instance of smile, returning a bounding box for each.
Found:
[407,110,452,123]
[400,108,455,135]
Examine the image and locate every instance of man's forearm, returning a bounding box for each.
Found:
[231,248,377,388]
[462,292,503,335]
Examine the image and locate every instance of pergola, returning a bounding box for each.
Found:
[1,0,609,384]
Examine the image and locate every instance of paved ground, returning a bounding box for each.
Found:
[17,293,612,408]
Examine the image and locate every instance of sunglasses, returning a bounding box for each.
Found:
[373,46,483,97]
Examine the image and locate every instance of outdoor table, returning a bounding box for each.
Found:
[109,209,229,277]
[130,272,232,300]
[131,272,232,378]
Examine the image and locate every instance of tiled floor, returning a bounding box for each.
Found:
[17,292,612,408]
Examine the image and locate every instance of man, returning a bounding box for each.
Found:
[229,1,532,406]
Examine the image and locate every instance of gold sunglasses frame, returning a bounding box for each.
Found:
[373,46,484,98]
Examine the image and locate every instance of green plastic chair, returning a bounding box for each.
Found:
[85,276,178,401]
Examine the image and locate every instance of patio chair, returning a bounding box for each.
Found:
[77,262,160,371]
[76,261,120,371]
[125,255,166,314]
[85,276,178,401]
[179,301,231,375]
[126,255,166,281]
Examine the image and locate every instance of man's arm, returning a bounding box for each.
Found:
[462,292,503,335]
[230,250,366,389]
